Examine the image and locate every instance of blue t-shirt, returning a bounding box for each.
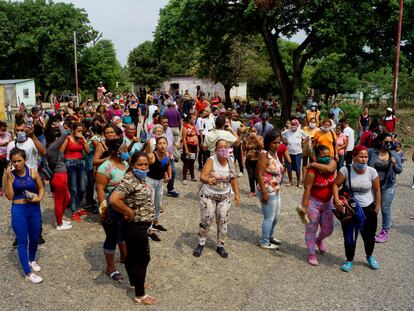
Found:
[330,107,343,122]
[122,115,132,125]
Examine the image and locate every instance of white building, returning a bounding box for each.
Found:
[159,76,247,100]
[0,79,36,108]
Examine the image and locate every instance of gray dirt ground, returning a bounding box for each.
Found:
[0,161,413,311]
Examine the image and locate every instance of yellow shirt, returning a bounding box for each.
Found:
[314,129,337,157]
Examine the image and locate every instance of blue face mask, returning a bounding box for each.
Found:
[119,152,129,161]
[353,163,367,171]
[16,131,27,142]
[133,169,148,180]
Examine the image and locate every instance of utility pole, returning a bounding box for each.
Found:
[392,0,404,111]
[74,31,80,106]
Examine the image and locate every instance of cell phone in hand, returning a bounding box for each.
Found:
[26,119,33,127]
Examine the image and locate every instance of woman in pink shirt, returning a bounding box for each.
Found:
[335,124,346,171]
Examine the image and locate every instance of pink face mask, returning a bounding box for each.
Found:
[216,148,229,158]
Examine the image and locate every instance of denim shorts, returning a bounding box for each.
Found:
[289,153,302,172]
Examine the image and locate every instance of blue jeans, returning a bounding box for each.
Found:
[381,185,396,231]
[11,203,42,275]
[167,159,176,192]
[256,191,281,245]
[65,159,87,213]
[85,169,97,207]
[146,177,163,220]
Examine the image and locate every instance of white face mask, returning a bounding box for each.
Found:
[309,123,316,129]
[321,126,330,132]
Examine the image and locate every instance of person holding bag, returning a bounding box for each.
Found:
[333,145,381,272]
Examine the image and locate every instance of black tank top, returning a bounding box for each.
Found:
[147,152,169,180]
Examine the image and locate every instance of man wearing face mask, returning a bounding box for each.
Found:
[7,119,46,169]
[202,116,238,156]
[282,119,308,187]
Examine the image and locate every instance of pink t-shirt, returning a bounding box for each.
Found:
[336,132,346,156]
[0,132,11,158]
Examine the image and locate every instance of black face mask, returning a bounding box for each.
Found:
[383,141,392,150]
[105,138,122,152]
[91,124,103,135]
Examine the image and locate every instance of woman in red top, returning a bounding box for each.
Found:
[60,122,90,222]
[181,113,199,184]
[299,145,337,266]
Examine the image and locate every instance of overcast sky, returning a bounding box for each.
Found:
[58,0,168,66]
[58,0,305,66]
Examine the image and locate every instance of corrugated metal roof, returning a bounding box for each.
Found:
[0,79,34,84]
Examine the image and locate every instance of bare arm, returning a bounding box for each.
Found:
[3,165,14,201]
[200,158,214,184]
[95,172,110,204]
[372,176,381,213]
[182,126,188,154]
[30,169,45,203]
[58,137,69,154]
[109,191,135,219]
[93,143,109,166]
[333,171,346,212]
[256,152,268,194]
[309,159,337,174]
[302,171,316,212]
[231,176,240,207]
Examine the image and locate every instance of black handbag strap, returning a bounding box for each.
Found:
[346,164,354,197]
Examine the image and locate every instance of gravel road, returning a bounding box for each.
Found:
[0,161,413,311]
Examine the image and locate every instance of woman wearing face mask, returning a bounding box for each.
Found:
[313,119,338,161]
[193,139,240,258]
[281,119,308,187]
[302,117,319,178]
[146,136,172,241]
[93,124,118,168]
[256,131,284,250]
[242,127,263,196]
[306,103,320,127]
[335,124,347,171]
[368,133,402,243]
[45,118,71,230]
[299,145,337,265]
[333,145,381,272]
[59,122,90,222]
[145,124,164,153]
[110,152,156,305]
[4,148,45,283]
[181,113,199,184]
[95,136,129,282]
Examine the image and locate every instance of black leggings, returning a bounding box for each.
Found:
[124,221,151,297]
[245,159,258,193]
[233,145,244,173]
[102,217,124,253]
[341,203,377,261]
[197,135,210,169]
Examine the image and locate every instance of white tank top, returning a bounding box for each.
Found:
[205,155,234,194]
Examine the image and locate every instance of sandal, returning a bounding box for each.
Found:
[107,271,123,282]
[134,294,156,305]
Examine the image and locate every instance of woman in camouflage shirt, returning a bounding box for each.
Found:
[110,152,156,305]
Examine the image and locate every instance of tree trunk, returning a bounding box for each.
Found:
[223,83,232,105]
[260,27,293,124]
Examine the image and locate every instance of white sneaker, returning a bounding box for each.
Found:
[62,219,72,225]
[259,243,279,250]
[412,184,414,189]
[57,222,72,231]
[182,180,188,185]
[29,261,41,272]
[238,172,244,177]
[25,273,43,284]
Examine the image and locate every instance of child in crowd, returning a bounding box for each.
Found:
[122,108,132,125]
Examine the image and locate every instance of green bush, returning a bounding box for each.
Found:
[319,102,363,129]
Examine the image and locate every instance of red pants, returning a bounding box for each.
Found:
[51,172,70,225]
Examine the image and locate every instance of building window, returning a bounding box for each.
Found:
[23,88,29,98]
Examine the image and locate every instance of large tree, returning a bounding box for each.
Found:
[0,0,98,98]
[153,0,406,120]
[79,40,121,97]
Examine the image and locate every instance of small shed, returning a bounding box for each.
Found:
[0,79,36,118]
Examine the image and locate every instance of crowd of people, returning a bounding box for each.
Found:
[0,84,409,305]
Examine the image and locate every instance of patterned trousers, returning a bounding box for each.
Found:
[197,191,232,247]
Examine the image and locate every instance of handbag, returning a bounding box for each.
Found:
[333,165,356,222]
